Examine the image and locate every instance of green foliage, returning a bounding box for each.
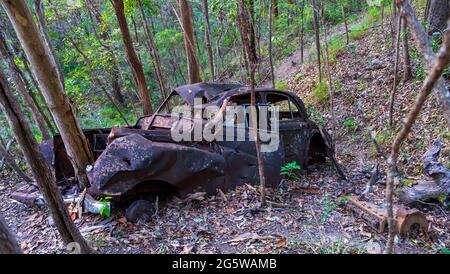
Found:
[327,35,346,64]
[320,194,351,223]
[307,106,327,126]
[349,24,369,41]
[275,80,289,91]
[280,161,301,181]
[99,196,112,218]
[411,49,426,82]
[312,81,329,104]
[343,117,358,131]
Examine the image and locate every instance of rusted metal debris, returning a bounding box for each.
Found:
[348,196,428,236]
[41,83,343,202]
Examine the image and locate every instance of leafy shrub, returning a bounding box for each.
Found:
[99,196,112,218]
[343,117,358,131]
[312,81,329,104]
[280,161,301,181]
[275,80,289,90]
[307,106,327,126]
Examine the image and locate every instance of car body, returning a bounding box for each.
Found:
[43,83,342,200]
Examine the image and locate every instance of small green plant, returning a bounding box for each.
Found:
[321,194,351,223]
[280,161,301,181]
[275,80,289,90]
[307,106,327,126]
[343,117,358,131]
[312,81,329,104]
[99,196,112,218]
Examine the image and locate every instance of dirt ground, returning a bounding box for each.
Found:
[1,16,449,254]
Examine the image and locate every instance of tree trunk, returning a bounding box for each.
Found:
[272,0,278,18]
[247,0,257,63]
[138,0,168,101]
[389,13,402,128]
[0,35,51,141]
[0,70,94,254]
[33,0,65,90]
[385,21,450,254]
[300,0,305,63]
[312,0,322,82]
[402,16,412,80]
[1,0,94,188]
[321,14,336,146]
[86,0,125,104]
[269,0,275,88]
[427,0,450,35]
[0,213,22,254]
[0,140,33,182]
[341,3,349,45]
[177,0,202,84]
[238,0,267,206]
[202,0,215,81]
[112,0,153,115]
[399,0,450,128]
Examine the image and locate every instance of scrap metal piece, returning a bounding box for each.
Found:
[348,196,428,235]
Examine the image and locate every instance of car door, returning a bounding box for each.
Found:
[265,92,310,168]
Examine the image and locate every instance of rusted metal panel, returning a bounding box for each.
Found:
[44,83,335,200]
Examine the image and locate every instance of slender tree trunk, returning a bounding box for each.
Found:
[202,0,215,81]
[402,16,412,80]
[424,0,431,23]
[177,0,202,84]
[389,14,402,128]
[0,70,94,254]
[312,0,322,82]
[385,21,450,254]
[321,15,336,146]
[0,35,51,141]
[341,3,349,45]
[86,0,125,104]
[1,0,94,188]
[138,0,168,102]
[112,0,153,115]
[0,140,33,182]
[399,0,450,127]
[33,0,64,90]
[300,0,305,63]
[427,0,450,35]
[238,0,266,206]
[269,0,275,88]
[381,3,385,31]
[0,213,22,254]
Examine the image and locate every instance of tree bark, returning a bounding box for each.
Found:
[1,0,94,188]
[0,140,33,182]
[177,0,202,84]
[341,3,349,45]
[427,0,450,35]
[0,34,51,141]
[112,0,153,115]
[312,0,322,82]
[269,0,275,88]
[0,213,22,254]
[398,0,450,128]
[385,20,450,254]
[389,13,402,127]
[202,0,215,81]
[300,0,305,63]
[402,16,412,80]
[238,0,267,206]
[33,0,65,90]
[138,0,168,101]
[0,70,94,254]
[86,0,125,104]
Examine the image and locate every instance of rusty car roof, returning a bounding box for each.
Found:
[173,82,303,106]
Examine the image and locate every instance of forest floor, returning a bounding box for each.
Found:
[1,17,449,254]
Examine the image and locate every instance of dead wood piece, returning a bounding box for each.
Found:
[360,163,381,198]
[348,196,428,235]
[398,139,450,205]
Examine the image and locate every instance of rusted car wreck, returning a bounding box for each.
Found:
[43,83,343,219]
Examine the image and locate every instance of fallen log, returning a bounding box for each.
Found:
[398,138,450,205]
[348,196,428,236]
